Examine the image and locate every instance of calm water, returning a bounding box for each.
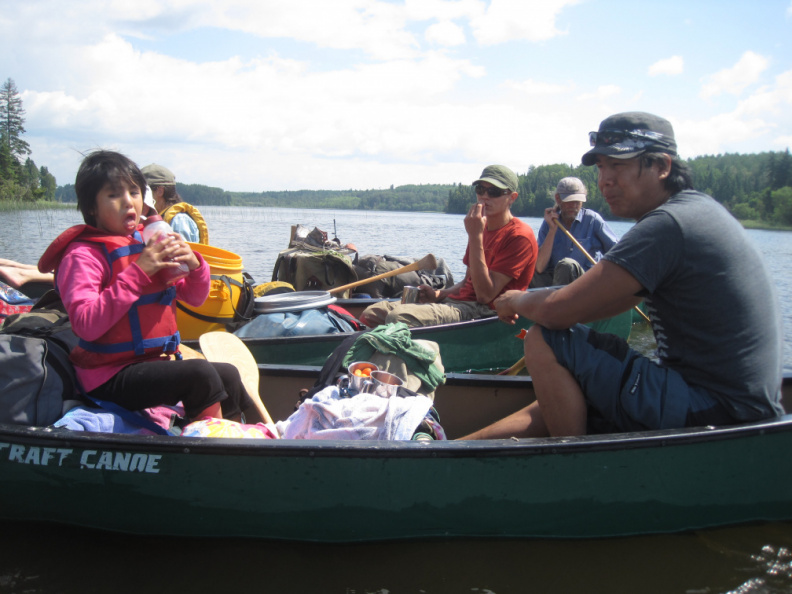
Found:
[1,207,792,594]
[3,206,791,372]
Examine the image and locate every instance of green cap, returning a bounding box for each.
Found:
[473,164,518,193]
[141,163,176,186]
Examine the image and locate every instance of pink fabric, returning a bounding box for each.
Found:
[57,241,210,392]
[142,403,186,432]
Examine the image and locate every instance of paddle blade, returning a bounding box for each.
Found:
[198,331,275,426]
[414,253,438,271]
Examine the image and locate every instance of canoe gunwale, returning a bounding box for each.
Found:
[183,314,520,349]
[3,412,790,460]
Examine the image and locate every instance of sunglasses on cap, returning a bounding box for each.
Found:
[588,128,673,149]
[474,185,510,198]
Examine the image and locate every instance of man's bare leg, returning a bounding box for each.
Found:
[458,400,548,439]
[0,263,54,288]
[524,325,587,436]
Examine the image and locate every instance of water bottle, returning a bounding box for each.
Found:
[141,214,190,285]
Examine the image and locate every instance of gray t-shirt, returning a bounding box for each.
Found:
[603,190,783,420]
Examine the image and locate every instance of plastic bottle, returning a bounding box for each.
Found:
[141,214,190,285]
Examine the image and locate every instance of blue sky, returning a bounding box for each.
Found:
[2,0,791,191]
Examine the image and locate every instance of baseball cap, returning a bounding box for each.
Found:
[472,164,519,193]
[556,177,587,202]
[582,112,677,166]
[141,163,176,186]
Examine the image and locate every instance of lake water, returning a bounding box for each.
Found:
[3,205,792,372]
[1,206,792,593]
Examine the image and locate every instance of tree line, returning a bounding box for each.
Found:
[52,150,792,226]
[446,150,792,225]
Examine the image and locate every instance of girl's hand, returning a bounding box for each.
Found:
[166,234,200,271]
[138,233,198,277]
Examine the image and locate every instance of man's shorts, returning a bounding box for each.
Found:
[540,324,736,433]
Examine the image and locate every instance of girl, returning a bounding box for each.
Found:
[38,150,256,425]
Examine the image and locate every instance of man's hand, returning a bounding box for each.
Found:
[494,290,524,325]
[465,202,486,237]
[543,206,560,228]
[418,284,441,303]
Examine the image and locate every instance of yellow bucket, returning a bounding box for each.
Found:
[176,243,246,340]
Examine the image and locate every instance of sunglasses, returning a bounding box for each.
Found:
[474,185,510,198]
[588,128,672,148]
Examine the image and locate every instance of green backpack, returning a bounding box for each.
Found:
[271,246,358,297]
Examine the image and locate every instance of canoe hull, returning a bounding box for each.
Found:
[1,373,790,542]
[2,414,791,541]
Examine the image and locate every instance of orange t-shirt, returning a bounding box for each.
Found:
[449,217,537,307]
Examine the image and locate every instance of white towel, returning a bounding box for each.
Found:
[276,386,432,440]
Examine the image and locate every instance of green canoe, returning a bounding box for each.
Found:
[0,370,789,542]
[201,304,634,373]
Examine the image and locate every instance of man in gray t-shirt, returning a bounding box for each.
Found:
[463,111,783,439]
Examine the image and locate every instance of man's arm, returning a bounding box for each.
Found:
[494,260,643,328]
[464,204,522,304]
[535,208,559,274]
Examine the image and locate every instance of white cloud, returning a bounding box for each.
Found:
[681,68,792,156]
[3,0,791,192]
[700,50,769,99]
[505,79,573,95]
[576,85,621,102]
[425,21,467,46]
[648,55,684,77]
[470,0,579,45]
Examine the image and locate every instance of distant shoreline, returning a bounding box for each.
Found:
[2,201,791,232]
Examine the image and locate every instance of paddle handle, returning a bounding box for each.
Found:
[553,221,651,324]
[328,254,438,295]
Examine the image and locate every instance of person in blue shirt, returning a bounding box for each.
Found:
[530,177,619,288]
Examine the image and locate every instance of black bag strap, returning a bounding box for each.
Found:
[175,274,255,329]
[299,331,364,403]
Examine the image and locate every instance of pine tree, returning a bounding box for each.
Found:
[0,78,31,161]
[39,166,57,200]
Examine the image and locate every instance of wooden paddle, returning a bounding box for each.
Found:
[198,331,277,429]
[552,220,651,324]
[499,221,651,376]
[178,343,205,360]
[327,253,438,295]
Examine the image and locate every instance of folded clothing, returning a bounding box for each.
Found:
[277,385,433,440]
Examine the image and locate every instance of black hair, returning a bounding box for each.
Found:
[639,152,693,195]
[154,184,184,207]
[75,150,146,227]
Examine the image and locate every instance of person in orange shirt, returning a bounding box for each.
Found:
[360,164,537,328]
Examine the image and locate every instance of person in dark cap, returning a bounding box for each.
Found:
[530,176,619,287]
[462,112,782,439]
[142,163,209,244]
[360,164,537,328]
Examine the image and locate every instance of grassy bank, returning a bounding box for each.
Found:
[0,200,73,212]
[741,219,792,231]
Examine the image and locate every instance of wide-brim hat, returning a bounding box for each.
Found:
[582,112,677,166]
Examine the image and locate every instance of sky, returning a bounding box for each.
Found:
[2,0,792,192]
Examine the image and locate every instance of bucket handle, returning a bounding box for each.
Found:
[176,274,254,326]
